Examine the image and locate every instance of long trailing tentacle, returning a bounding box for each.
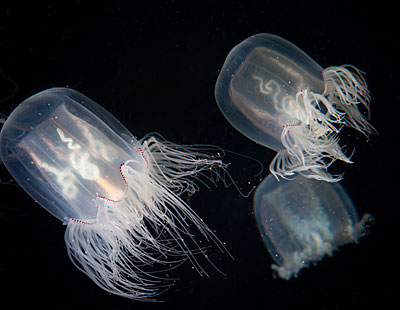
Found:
[64,135,230,300]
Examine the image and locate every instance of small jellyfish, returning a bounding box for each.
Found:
[0,88,226,300]
[215,33,375,182]
[254,174,371,279]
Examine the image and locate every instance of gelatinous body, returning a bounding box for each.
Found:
[0,88,225,300]
[215,33,375,181]
[254,174,370,279]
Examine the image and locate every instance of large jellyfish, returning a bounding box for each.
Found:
[215,33,375,181]
[254,174,371,279]
[0,88,227,300]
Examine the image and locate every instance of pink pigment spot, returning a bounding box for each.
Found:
[138,146,149,168]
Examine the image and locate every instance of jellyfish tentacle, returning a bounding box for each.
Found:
[272,88,354,182]
[323,65,376,136]
[64,136,230,301]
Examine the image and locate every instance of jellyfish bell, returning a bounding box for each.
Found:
[254,174,372,280]
[0,87,227,300]
[215,33,375,182]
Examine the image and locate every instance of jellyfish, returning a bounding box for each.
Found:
[215,33,375,182]
[253,174,371,279]
[0,88,227,300]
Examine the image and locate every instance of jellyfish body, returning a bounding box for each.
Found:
[215,33,375,181]
[253,174,371,279]
[0,88,226,300]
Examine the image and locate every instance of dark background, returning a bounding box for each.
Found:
[0,1,397,309]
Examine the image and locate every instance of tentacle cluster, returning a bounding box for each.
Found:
[65,135,227,300]
[270,65,375,182]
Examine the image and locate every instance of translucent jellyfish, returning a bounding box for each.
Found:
[215,33,375,182]
[0,88,227,300]
[254,174,371,279]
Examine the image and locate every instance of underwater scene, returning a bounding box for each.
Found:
[0,1,395,309]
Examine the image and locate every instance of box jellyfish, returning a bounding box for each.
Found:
[215,33,375,182]
[0,88,227,300]
[254,174,371,279]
